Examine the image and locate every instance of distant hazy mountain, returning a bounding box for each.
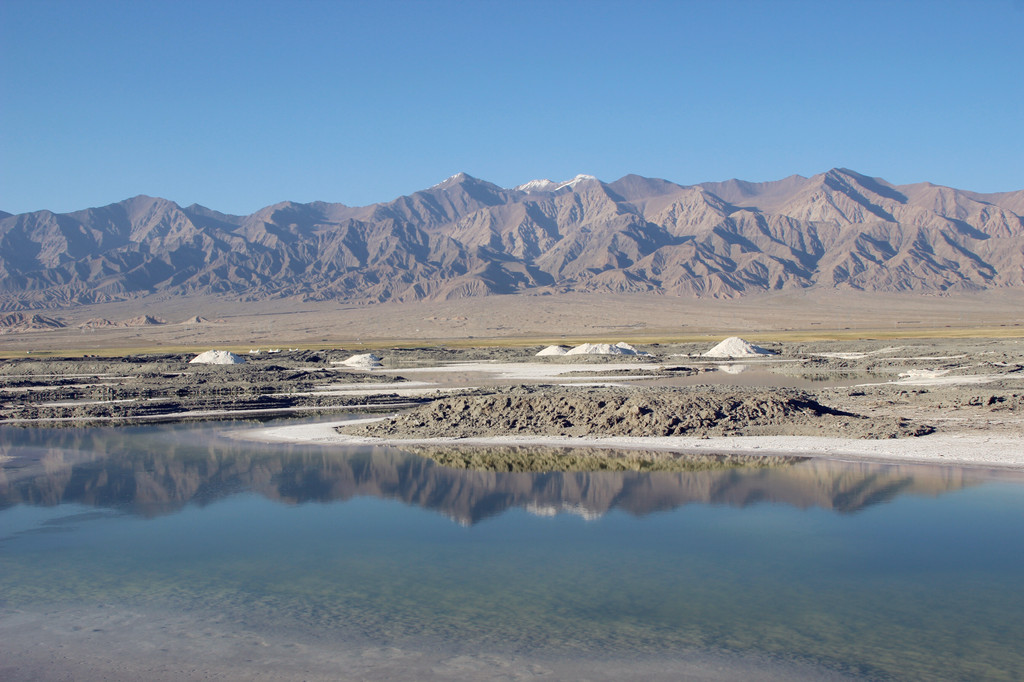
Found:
[1,169,1022,310]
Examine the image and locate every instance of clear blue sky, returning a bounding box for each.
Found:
[2,0,1022,215]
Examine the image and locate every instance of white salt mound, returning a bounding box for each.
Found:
[614,342,651,355]
[536,345,569,356]
[703,337,775,358]
[190,350,246,365]
[565,342,650,356]
[341,353,383,369]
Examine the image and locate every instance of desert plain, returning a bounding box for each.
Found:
[2,290,1022,472]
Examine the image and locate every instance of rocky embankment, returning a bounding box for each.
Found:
[0,352,414,423]
[347,385,934,440]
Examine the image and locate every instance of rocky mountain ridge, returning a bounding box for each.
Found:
[1,169,1022,310]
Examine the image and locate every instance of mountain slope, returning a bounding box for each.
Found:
[1,170,1021,310]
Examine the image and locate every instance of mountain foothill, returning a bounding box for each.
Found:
[1,168,1022,311]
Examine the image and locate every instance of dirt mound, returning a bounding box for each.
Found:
[78,315,168,328]
[79,318,117,329]
[347,386,932,440]
[121,315,167,326]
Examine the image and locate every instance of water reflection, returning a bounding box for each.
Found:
[3,421,1024,681]
[0,422,985,525]
[716,363,749,374]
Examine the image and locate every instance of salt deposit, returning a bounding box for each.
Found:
[814,346,904,360]
[189,350,246,365]
[703,337,775,358]
[339,353,383,369]
[536,345,569,356]
[565,342,649,356]
[899,369,952,379]
[246,421,1024,471]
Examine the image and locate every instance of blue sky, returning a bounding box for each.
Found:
[2,0,1022,215]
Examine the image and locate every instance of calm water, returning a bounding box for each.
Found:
[1,419,1023,681]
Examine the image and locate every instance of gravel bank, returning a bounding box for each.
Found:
[346,385,932,440]
[0,352,418,424]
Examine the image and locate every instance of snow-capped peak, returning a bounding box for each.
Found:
[515,178,559,193]
[431,172,469,189]
[513,174,600,193]
[556,174,599,190]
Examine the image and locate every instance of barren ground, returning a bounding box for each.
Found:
[4,322,1022,469]
[2,289,1023,354]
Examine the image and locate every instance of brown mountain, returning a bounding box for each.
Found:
[1,169,1021,310]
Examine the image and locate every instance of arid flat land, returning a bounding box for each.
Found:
[1,290,1022,356]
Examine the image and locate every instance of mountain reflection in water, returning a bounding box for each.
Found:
[0,421,982,525]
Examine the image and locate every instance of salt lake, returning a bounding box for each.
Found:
[1,418,1022,680]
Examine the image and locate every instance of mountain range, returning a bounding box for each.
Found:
[1,168,1022,310]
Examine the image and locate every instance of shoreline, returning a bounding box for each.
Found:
[237,419,1024,472]
[5,336,1022,473]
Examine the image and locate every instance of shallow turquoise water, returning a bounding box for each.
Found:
[1,420,1023,680]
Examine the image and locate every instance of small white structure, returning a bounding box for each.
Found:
[190,350,246,365]
[340,353,383,369]
[536,345,569,356]
[703,337,775,358]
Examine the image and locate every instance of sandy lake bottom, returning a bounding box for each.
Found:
[2,419,1023,681]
